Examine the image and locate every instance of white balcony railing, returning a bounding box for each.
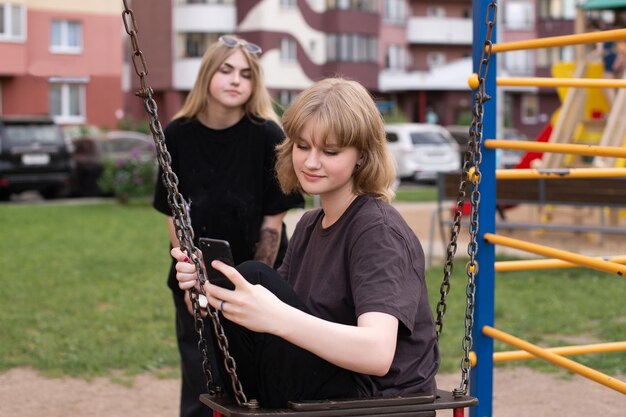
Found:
[407,16,472,45]
[174,58,202,90]
[378,58,472,92]
[173,3,236,33]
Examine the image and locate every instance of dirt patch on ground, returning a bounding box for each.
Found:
[1,367,624,417]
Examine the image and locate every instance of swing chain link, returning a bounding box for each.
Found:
[434,0,497,398]
[121,1,254,408]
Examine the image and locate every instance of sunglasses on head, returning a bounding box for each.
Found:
[219,35,262,55]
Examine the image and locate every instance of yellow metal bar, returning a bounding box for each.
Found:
[496,256,626,272]
[491,28,626,53]
[483,233,626,276]
[482,326,626,394]
[485,139,626,159]
[469,341,626,365]
[494,167,626,179]
[497,77,626,88]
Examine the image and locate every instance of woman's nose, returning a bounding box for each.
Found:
[304,151,321,168]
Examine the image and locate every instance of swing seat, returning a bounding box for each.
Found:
[200,389,477,417]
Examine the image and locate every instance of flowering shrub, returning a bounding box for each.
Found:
[97,147,158,204]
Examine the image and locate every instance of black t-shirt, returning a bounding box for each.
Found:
[278,195,439,397]
[153,115,303,291]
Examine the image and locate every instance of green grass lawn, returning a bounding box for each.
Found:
[0,201,177,380]
[0,200,624,382]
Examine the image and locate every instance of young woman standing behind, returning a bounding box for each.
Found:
[152,35,303,417]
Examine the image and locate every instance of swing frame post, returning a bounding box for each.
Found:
[470,0,497,416]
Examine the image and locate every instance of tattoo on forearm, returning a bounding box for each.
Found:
[255,227,280,267]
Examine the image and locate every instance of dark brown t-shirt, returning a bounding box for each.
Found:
[278,195,439,397]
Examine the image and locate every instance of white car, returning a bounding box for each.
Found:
[385,123,461,181]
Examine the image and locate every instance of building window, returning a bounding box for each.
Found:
[521,94,539,125]
[181,0,235,4]
[427,52,446,68]
[503,1,534,30]
[49,82,86,124]
[279,90,298,107]
[426,6,445,18]
[536,46,575,68]
[538,0,577,20]
[383,0,405,23]
[182,33,220,58]
[280,38,297,62]
[327,34,377,63]
[385,45,406,70]
[327,0,377,12]
[50,20,82,54]
[504,50,534,75]
[0,3,25,41]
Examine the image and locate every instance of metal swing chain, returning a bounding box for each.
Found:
[434,0,497,398]
[121,1,254,408]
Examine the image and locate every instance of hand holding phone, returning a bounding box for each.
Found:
[198,238,235,290]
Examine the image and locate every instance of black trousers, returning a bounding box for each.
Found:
[172,291,223,417]
[216,261,359,409]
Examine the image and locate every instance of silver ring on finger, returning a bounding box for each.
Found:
[219,300,226,313]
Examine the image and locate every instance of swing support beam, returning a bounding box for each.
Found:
[469,166,626,179]
[497,77,626,88]
[484,233,626,276]
[482,326,626,395]
[495,255,626,272]
[490,27,626,52]
[484,139,626,159]
[469,341,626,365]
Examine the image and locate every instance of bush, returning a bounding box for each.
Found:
[97,148,158,203]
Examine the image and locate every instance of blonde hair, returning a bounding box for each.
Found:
[173,35,279,124]
[276,78,396,202]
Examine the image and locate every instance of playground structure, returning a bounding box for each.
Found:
[469,0,626,416]
[122,0,625,416]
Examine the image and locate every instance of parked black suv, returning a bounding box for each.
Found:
[0,116,74,200]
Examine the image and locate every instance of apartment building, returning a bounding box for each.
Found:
[0,0,124,129]
[378,0,474,125]
[125,0,543,133]
[0,0,587,139]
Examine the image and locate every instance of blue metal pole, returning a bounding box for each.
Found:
[470,1,496,417]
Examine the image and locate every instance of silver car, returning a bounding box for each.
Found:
[385,123,461,182]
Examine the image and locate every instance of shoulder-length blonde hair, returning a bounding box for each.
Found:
[276,78,396,203]
[173,35,278,124]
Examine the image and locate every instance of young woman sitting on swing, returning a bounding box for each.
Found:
[172,77,440,409]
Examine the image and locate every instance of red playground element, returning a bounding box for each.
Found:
[515,123,553,169]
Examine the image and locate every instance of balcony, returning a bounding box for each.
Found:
[173,3,236,33]
[378,58,472,92]
[407,16,471,45]
[173,58,202,90]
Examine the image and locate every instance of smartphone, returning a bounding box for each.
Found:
[198,238,235,290]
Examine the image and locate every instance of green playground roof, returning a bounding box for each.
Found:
[580,0,626,10]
